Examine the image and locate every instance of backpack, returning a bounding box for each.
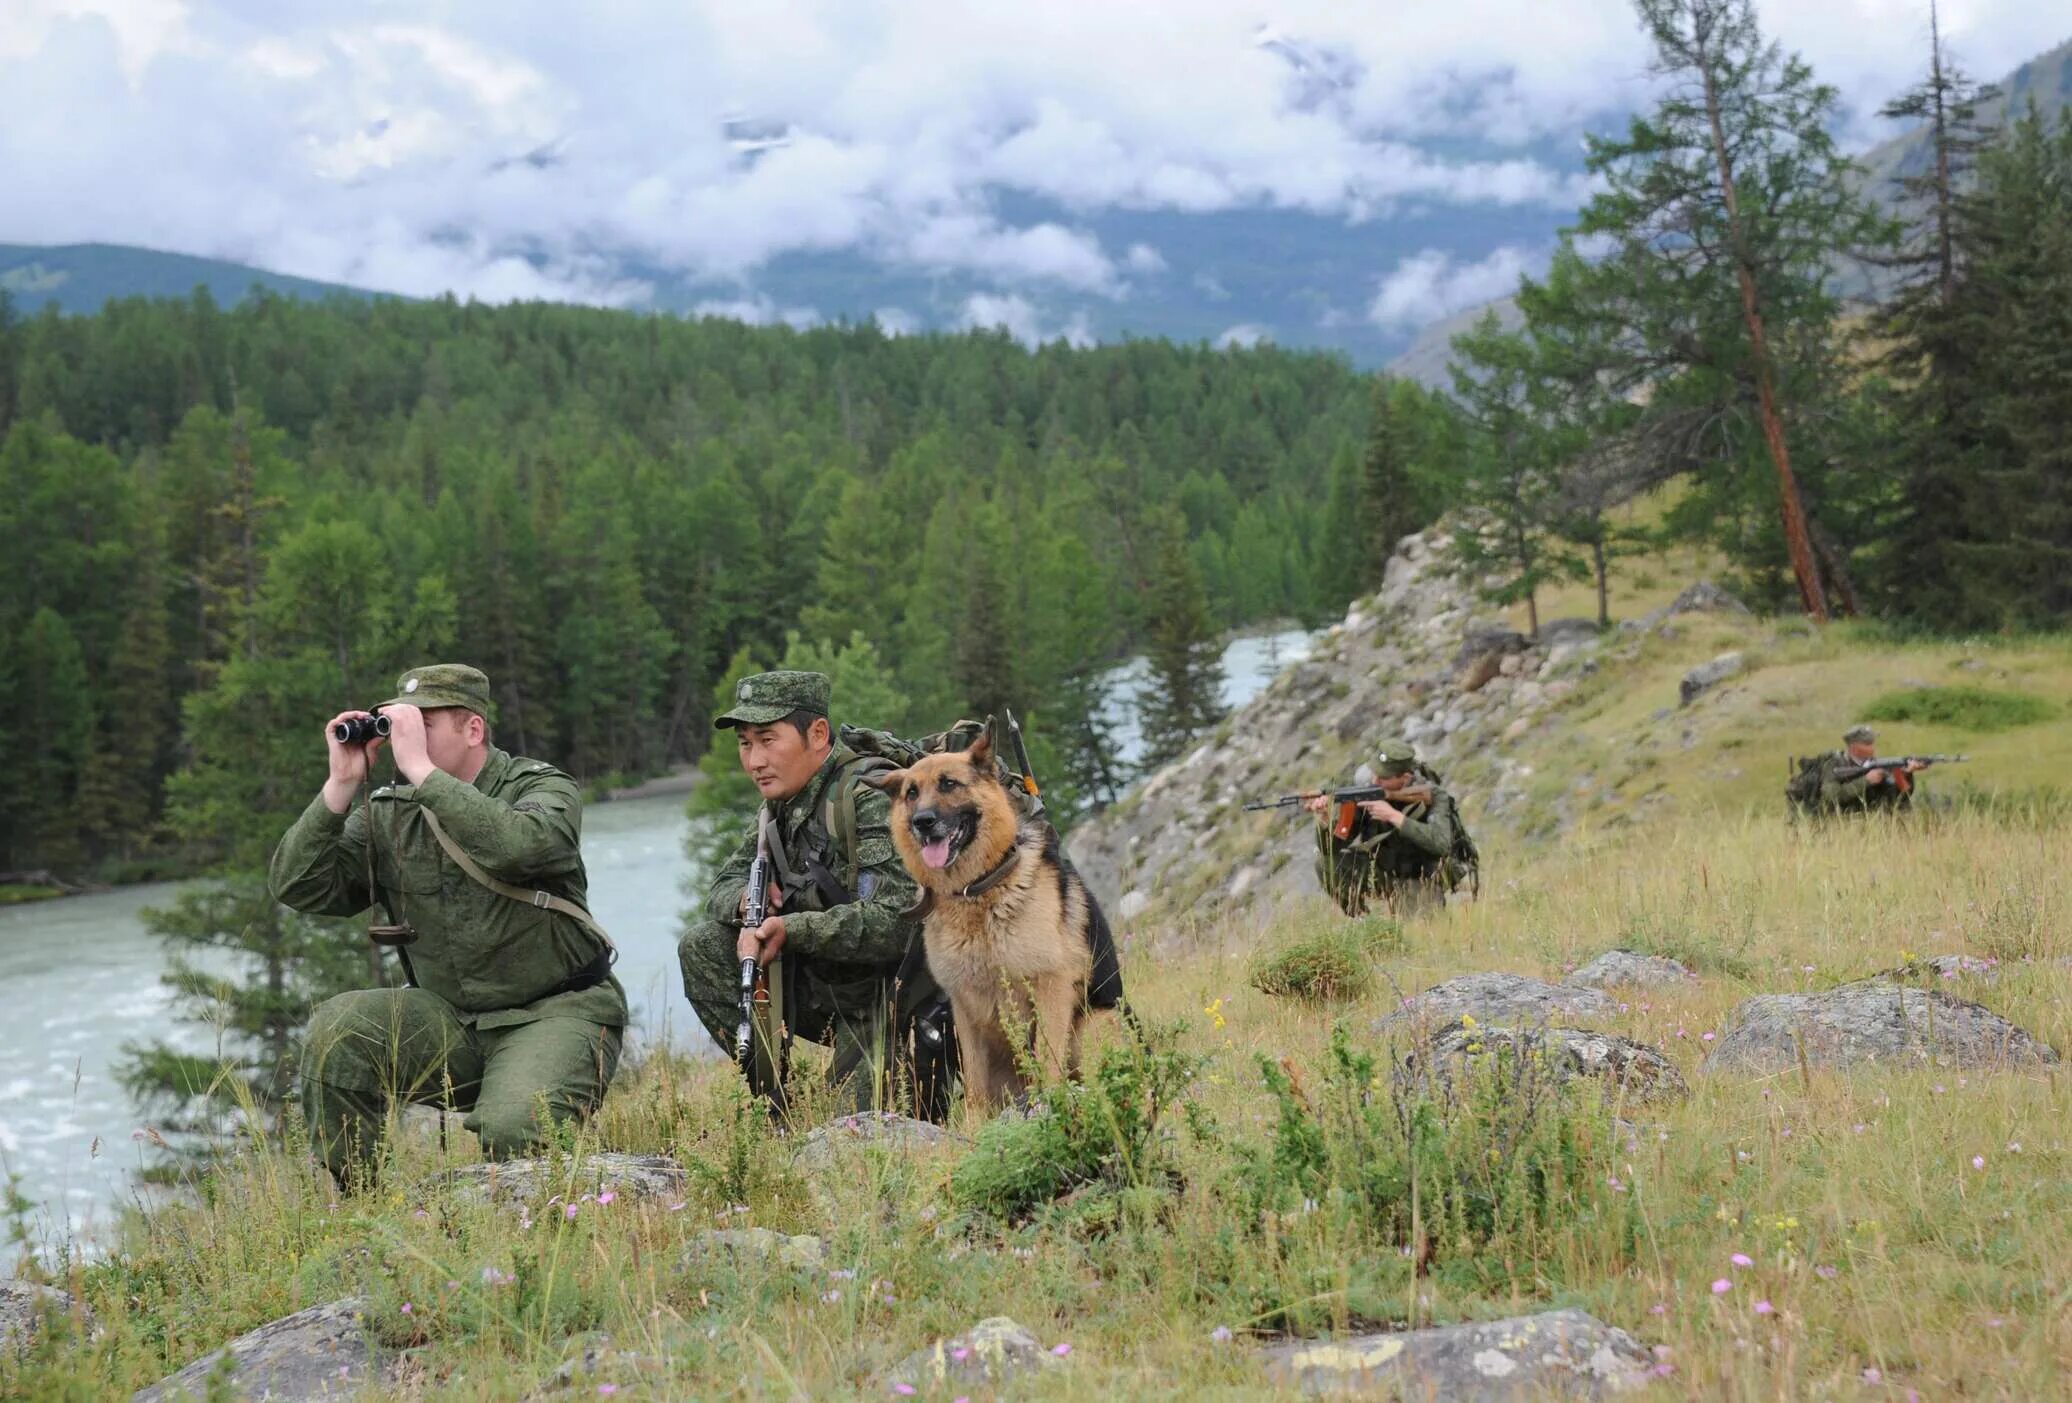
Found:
[1416,761,1482,897]
[1784,754,1830,816]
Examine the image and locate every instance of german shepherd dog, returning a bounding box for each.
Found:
[869,732,1108,1113]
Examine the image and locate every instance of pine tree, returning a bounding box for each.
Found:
[1574,0,1893,618]
[77,506,175,860]
[1356,377,1421,589]
[1137,510,1226,769]
[683,647,771,871]
[6,609,93,871]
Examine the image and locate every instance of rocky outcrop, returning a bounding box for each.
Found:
[685,1228,827,1273]
[1566,950,1696,990]
[134,1298,383,1402]
[795,1112,957,1173]
[883,1316,1062,1392]
[1261,1308,1655,1397]
[1380,973,1618,1030]
[1423,1022,1689,1104]
[1706,980,2059,1074]
[428,1152,688,1207]
[1679,651,1745,705]
[1,1280,91,1354]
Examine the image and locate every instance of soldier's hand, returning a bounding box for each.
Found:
[1360,798,1407,827]
[736,915,787,964]
[1865,768,1888,786]
[735,880,785,919]
[1302,793,1331,818]
[383,703,434,785]
[1904,759,1928,773]
[322,711,382,813]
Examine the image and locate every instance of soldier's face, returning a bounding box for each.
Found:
[737,718,831,801]
[1847,740,1876,760]
[423,708,485,775]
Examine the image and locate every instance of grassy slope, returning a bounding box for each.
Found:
[8,558,2069,1399]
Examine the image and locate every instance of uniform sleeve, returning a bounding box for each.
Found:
[1818,760,1869,810]
[702,820,760,926]
[413,766,584,882]
[269,792,373,917]
[1393,791,1459,861]
[778,780,920,966]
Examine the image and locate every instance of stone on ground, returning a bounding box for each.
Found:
[883,1316,1061,1391]
[428,1151,688,1207]
[133,1297,382,1402]
[1705,979,2059,1074]
[684,1228,827,1272]
[1,1280,92,1354]
[1424,1022,1689,1104]
[1262,1308,1654,1398]
[1678,651,1744,706]
[1566,950,1696,990]
[1380,973,1617,1030]
[794,1112,957,1174]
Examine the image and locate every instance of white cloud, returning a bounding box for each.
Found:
[1367,246,1538,331]
[0,1,2062,305]
[958,292,1094,349]
[1215,323,1270,349]
[872,306,918,335]
[691,294,820,330]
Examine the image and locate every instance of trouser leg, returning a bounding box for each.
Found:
[680,915,789,1108]
[299,988,482,1188]
[468,1018,624,1159]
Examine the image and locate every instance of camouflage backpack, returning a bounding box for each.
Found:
[1784,754,1830,816]
[1418,761,1482,896]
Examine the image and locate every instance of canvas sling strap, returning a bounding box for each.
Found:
[417,806,618,963]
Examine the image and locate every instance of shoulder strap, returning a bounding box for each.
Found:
[825,753,898,890]
[417,807,616,959]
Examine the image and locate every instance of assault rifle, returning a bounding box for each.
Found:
[1830,754,1967,783]
[1246,783,1434,841]
[734,812,773,1070]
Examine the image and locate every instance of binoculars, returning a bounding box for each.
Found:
[332,713,392,746]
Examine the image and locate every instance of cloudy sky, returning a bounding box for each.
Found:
[2,1,2064,349]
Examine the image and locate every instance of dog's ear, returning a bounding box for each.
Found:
[967,727,994,768]
[863,767,908,797]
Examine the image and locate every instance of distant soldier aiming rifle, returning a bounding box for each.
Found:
[1786,723,1966,817]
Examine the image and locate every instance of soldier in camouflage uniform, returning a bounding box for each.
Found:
[678,671,948,1121]
[271,665,624,1186]
[1309,737,1466,919]
[1792,723,1927,816]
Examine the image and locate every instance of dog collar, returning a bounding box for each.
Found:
[956,844,1021,898]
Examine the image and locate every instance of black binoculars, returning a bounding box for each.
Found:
[332,713,392,746]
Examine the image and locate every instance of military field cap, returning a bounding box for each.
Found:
[1843,723,1876,745]
[716,670,831,729]
[380,663,495,718]
[1372,737,1418,778]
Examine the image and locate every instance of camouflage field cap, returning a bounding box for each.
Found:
[1372,737,1418,778]
[716,670,831,729]
[1843,723,1876,745]
[380,663,495,718]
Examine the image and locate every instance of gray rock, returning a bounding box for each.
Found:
[427,1152,688,1207]
[1679,651,1745,706]
[1665,579,1750,617]
[1456,627,1530,672]
[1567,950,1696,990]
[1381,973,1618,1030]
[1706,979,2060,1075]
[795,1112,958,1174]
[1117,889,1151,922]
[1262,1307,1655,1398]
[1423,1023,1689,1105]
[685,1228,826,1272]
[1,1280,90,1354]
[1537,617,1603,649]
[134,1297,382,1402]
[884,1316,1061,1391]
[1878,953,2003,984]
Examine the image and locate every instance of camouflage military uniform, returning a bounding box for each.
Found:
[677,671,947,1120]
[1793,724,1917,816]
[270,665,624,1184]
[1314,738,1465,919]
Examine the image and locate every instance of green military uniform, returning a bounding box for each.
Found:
[1795,724,1916,816]
[1313,738,1465,919]
[677,671,948,1121]
[270,665,625,1184]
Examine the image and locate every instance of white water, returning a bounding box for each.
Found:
[0,625,1314,1251]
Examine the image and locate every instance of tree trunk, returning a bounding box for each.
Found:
[1699,37,1831,621]
[1930,0,1956,307]
[1593,536,1611,627]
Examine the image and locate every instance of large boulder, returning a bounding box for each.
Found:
[1,1280,91,1354]
[134,1298,382,1402]
[1261,1308,1654,1397]
[1537,617,1603,649]
[1380,973,1618,1031]
[684,1228,826,1273]
[1678,651,1745,706]
[427,1152,688,1208]
[1455,627,1531,673]
[1423,1023,1689,1105]
[1665,579,1750,617]
[794,1112,958,1174]
[1566,950,1696,991]
[1705,979,2059,1074]
[883,1316,1061,1393]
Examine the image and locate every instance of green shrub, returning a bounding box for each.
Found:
[1249,916,1404,1001]
[1861,685,2056,733]
[949,1019,1203,1221]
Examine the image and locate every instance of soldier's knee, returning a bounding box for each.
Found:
[471,1099,548,1160]
[301,990,387,1082]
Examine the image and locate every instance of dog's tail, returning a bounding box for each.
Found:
[1077,868,1127,1012]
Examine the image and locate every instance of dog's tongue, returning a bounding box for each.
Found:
[921,837,954,870]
